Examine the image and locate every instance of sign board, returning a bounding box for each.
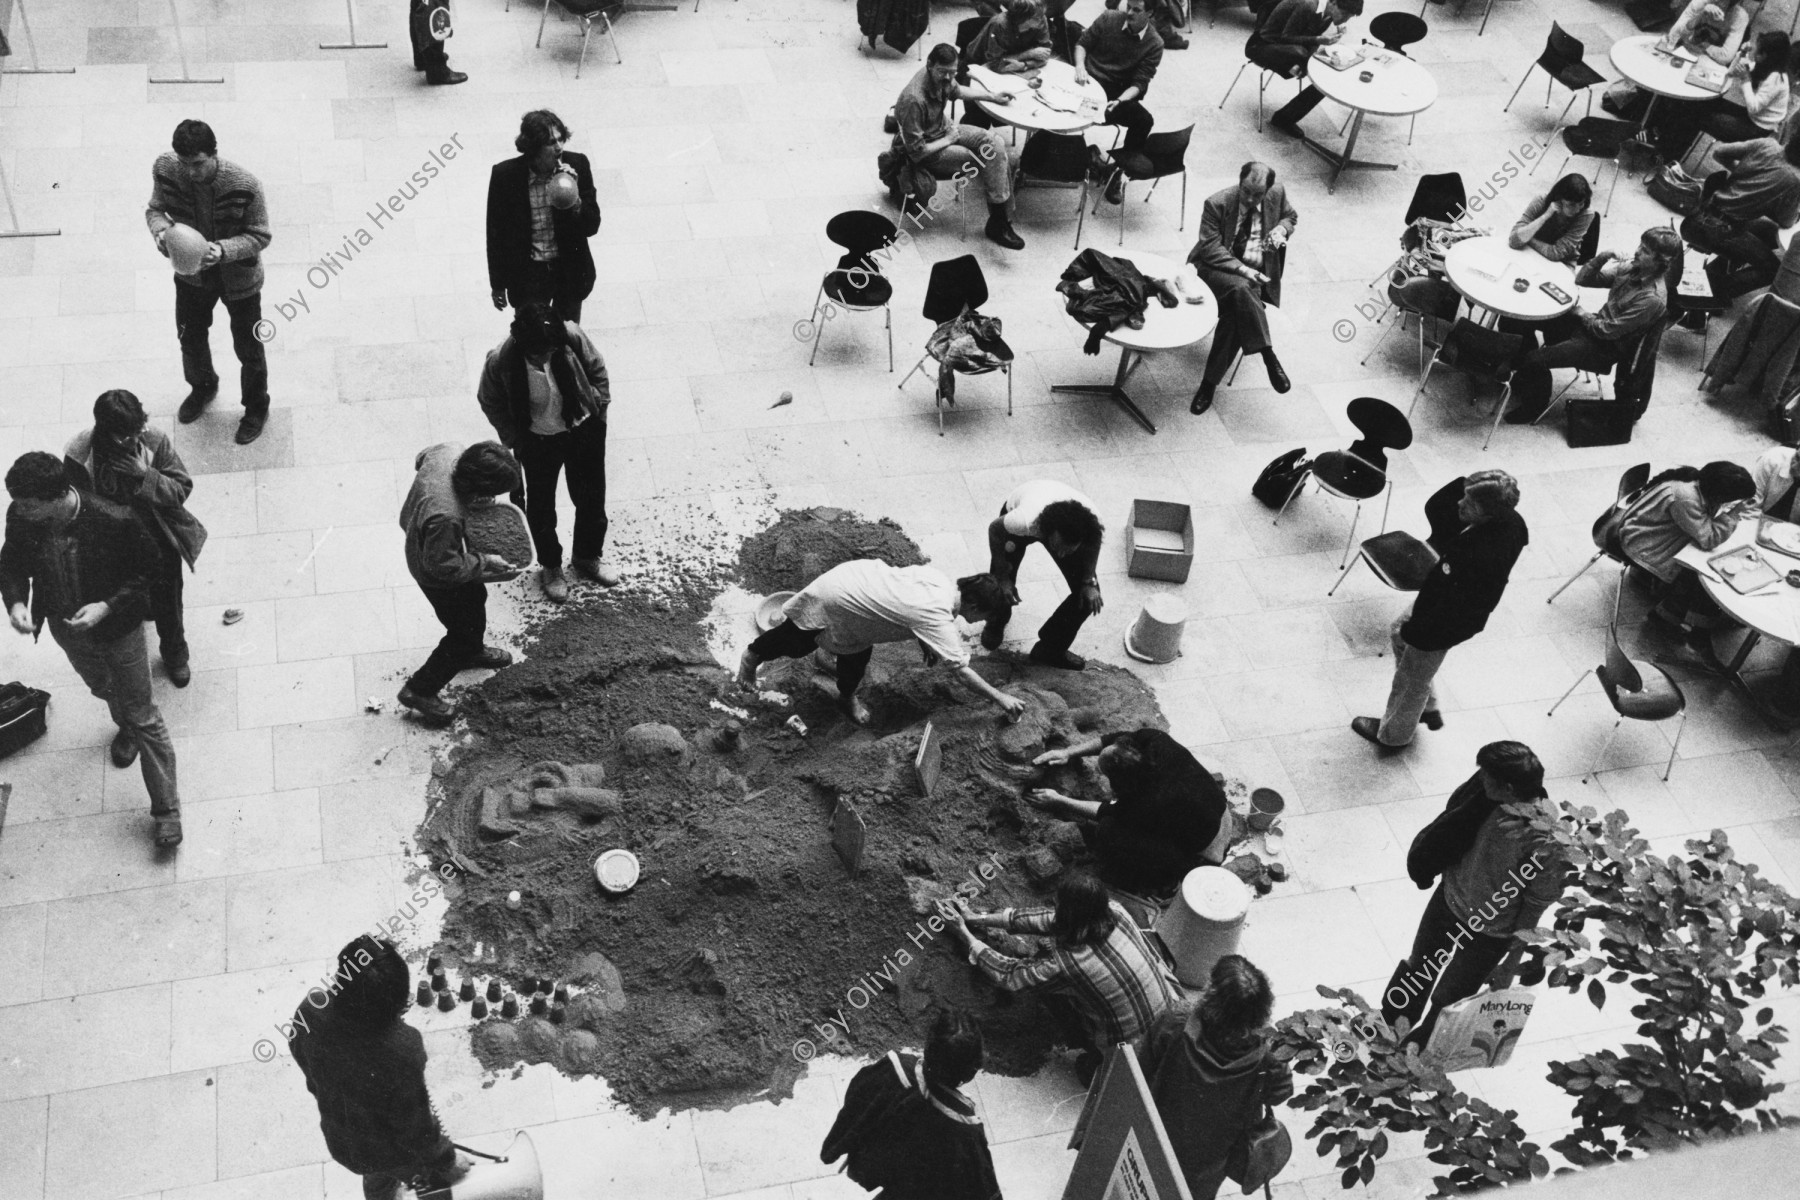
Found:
[830,798,866,877]
[913,720,942,799]
[1064,1045,1192,1200]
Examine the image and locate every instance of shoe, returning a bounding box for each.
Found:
[235,407,268,444]
[1104,174,1124,205]
[1161,31,1190,49]
[154,812,184,849]
[398,686,456,728]
[541,565,569,603]
[736,649,761,691]
[981,622,1007,651]
[985,216,1025,251]
[110,728,139,768]
[1263,351,1291,394]
[166,660,191,688]
[1190,380,1217,415]
[1350,716,1405,751]
[840,693,873,726]
[1420,709,1443,731]
[1503,404,1547,425]
[571,557,622,587]
[469,646,513,670]
[426,70,468,85]
[177,388,216,423]
[1270,118,1304,139]
[1029,644,1087,671]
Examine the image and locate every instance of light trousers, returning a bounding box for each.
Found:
[1378,610,1447,747]
[50,621,180,815]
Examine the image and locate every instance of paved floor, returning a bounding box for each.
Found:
[5,0,1800,1197]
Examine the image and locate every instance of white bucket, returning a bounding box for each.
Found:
[1156,866,1252,987]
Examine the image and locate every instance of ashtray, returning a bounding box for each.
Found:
[1512,278,1530,292]
[594,849,640,894]
[1786,570,1800,588]
[1358,70,1373,82]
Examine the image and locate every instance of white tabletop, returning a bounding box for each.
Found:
[1676,518,1800,646]
[968,61,1109,133]
[1306,46,1438,117]
[1609,34,1719,102]
[1442,236,1579,321]
[1063,250,1218,353]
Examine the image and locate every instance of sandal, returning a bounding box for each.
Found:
[154,813,184,848]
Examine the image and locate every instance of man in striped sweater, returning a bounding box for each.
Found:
[145,120,274,445]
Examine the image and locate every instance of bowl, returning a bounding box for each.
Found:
[755,591,795,632]
[594,849,640,894]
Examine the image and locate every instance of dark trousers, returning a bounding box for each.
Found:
[1380,883,1513,1043]
[1095,78,1154,153]
[506,259,587,325]
[409,2,450,74]
[748,621,873,699]
[408,581,487,697]
[1249,43,1321,126]
[1509,313,1620,413]
[153,549,189,667]
[175,278,269,410]
[514,418,608,570]
[985,515,1090,656]
[1199,267,1272,384]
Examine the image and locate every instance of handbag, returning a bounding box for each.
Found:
[1224,1100,1292,1196]
[1252,448,1310,508]
[1566,397,1635,447]
[0,681,51,761]
[1647,163,1704,216]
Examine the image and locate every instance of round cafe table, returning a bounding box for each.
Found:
[1301,48,1438,194]
[1674,516,1800,727]
[1608,34,1719,134]
[1051,250,1217,435]
[1442,236,1578,324]
[967,60,1109,134]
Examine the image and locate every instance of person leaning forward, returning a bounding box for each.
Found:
[486,110,602,324]
[892,44,1026,250]
[1188,161,1296,415]
[982,479,1104,669]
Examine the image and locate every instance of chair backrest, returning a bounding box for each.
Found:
[1346,396,1413,451]
[1406,173,1467,226]
[1544,23,1585,70]
[1602,623,1645,695]
[1137,125,1194,176]
[1369,12,1427,55]
[957,15,989,56]
[1595,464,1651,557]
[825,211,899,263]
[1018,131,1090,184]
[1578,212,1601,263]
[1616,462,1652,503]
[922,255,989,323]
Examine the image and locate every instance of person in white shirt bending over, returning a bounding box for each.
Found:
[983,480,1106,670]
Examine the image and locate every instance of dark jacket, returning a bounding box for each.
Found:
[1090,729,1228,895]
[1059,248,1178,353]
[64,427,207,570]
[821,1051,1000,1200]
[858,0,932,56]
[1252,0,1335,50]
[1401,477,1528,653]
[1190,183,1298,307]
[1141,1009,1295,1200]
[0,491,160,641]
[1079,8,1164,97]
[400,444,485,591]
[475,321,611,448]
[287,1002,454,1177]
[484,150,601,302]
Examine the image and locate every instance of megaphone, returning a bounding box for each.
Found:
[417,1132,542,1200]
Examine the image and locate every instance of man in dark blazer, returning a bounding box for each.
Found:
[485,110,602,324]
[1187,162,1297,414]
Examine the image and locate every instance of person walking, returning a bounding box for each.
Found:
[145,119,273,445]
[397,442,522,727]
[1382,742,1567,1044]
[64,390,207,688]
[486,110,602,323]
[983,479,1104,668]
[476,303,619,603]
[1,452,184,847]
[1352,472,1528,750]
[288,936,472,1200]
[819,1008,1002,1200]
[1140,955,1295,1200]
[1187,162,1297,414]
[408,0,467,85]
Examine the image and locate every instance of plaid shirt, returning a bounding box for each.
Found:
[527,170,558,262]
[968,901,1177,1047]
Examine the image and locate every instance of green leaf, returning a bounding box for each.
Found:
[1342,1165,1360,1189]
[1589,979,1607,1010]
[1360,1156,1376,1184]
[1758,1007,1774,1025]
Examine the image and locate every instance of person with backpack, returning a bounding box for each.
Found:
[1140,955,1295,1200]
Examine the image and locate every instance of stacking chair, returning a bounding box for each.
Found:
[897,255,1014,433]
[1504,23,1607,140]
[1405,172,1469,227]
[807,212,898,371]
[1525,317,1669,431]
[1360,275,1461,375]
[1546,462,1651,614]
[1219,8,1303,133]
[1327,529,1440,596]
[1274,397,1412,569]
[1547,622,1687,782]
[536,1,624,77]
[1407,319,1524,448]
[1370,12,1428,54]
[1097,126,1193,245]
[1576,211,1602,263]
[1013,131,1091,248]
[1541,117,1643,216]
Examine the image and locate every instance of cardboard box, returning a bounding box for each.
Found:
[1126,499,1194,583]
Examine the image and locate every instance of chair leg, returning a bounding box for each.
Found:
[1327,553,1362,597]
[1379,480,1393,536]
[1482,379,1515,450]
[1117,178,1127,245]
[1503,67,1534,114]
[575,20,592,79]
[604,13,622,63]
[536,0,551,47]
[1359,310,1401,366]
[1006,362,1013,416]
[1220,60,1250,110]
[1603,158,1622,217]
[1585,718,1623,784]
[1339,500,1361,569]
[899,352,928,390]
[1548,667,1592,716]
[1664,709,1687,781]
[1546,551,1604,605]
[1406,357,1440,418]
[1074,179,1088,248]
[886,303,894,373]
[1179,171,1186,232]
[807,284,826,366]
[1479,0,1495,36]
[1272,474,1308,527]
[1226,349,1242,386]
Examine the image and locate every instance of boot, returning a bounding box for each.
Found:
[985,203,1024,250]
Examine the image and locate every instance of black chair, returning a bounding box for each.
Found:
[1405,172,1468,226]
[1274,397,1413,569]
[1328,528,1440,596]
[1369,12,1427,55]
[896,255,1014,433]
[1220,7,1303,132]
[1577,211,1602,263]
[1547,117,1643,216]
[1097,125,1193,245]
[1534,250,1683,425]
[1546,462,1651,614]
[536,1,624,78]
[807,212,898,371]
[1676,170,1732,255]
[1013,131,1091,248]
[1361,275,1461,375]
[1406,319,1524,448]
[1547,622,1687,782]
[1504,23,1606,137]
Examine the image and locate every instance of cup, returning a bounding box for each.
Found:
[1513,278,1530,292]
[1358,69,1373,83]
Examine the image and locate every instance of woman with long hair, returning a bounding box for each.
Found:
[1619,460,1758,654]
[1507,174,1595,264]
[1657,30,1794,153]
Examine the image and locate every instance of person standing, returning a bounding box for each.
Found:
[408,0,467,85]
[890,44,1025,249]
[1140,956,1294,1200]
[288,936,472,1200]
[1,452,184,847]
[486,110,602,323]
[1252,0,1363,139]
[1187,162,1297,414]
[1352,472,1528,750]
[983,479,1104,669]
[476,303,619,603]
[145,119,273,445]
[1382,742,1567,1044]
[397,442,522,727]
[1074,0,1164,204]
[819,1009,1002,1200]
[64,390,207,688]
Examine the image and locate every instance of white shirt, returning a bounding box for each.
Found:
[999,480,1097,539]
[782,560,970,666]
[524,359,568,435]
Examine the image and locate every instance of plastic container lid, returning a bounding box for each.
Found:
[1179,865,1253,924]
[595,849,640,893]
[755,592,795,632]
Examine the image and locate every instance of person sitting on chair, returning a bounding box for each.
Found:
[1503,227,1680,424]
[1654,30,1792,153]
[1618,461,1758,657]
[1682,135,1800,304]
[967,0,1054,75]
[1658,0,1753,65]
[1254,0,1364,139]
[1508,174,1595,264]
[892,43,1026,249]
[1075,0,1164,204]
[1187,161,1297,415]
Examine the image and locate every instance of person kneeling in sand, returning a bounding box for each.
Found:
[738,560,1024,726]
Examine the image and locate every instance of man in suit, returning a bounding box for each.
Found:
[1187,162,1297,414]
[485,110,602,324]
